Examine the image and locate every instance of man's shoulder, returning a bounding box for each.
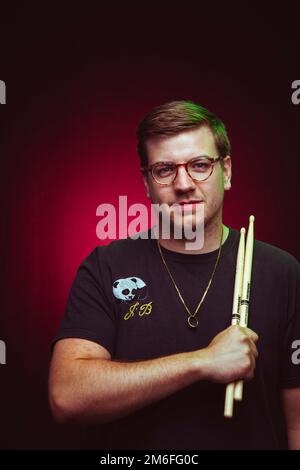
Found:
[253,236,299,273]
[85,231,153,266]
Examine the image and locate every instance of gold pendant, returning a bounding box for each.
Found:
[188,316,198,328]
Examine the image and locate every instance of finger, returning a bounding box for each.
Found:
[245,356,256,381]
[244,327,259,343]
[249,340,258,358]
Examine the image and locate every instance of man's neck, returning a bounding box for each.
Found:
[157,223,229,255]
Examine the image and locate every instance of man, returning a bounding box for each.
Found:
[49,100,300,449]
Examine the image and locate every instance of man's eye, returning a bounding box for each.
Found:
[156,165,175,176]
[191,161,210,171]
[161,166,173,173]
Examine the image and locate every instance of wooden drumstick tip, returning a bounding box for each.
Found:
[249,215,255,223]
[240,227,246,234]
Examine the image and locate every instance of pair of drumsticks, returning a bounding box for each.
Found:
[224,215,255,418]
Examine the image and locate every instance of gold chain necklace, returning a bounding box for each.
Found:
[156,227,223,328]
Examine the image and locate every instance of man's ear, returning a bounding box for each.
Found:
[142,171,150,198]
[222,156,232,191]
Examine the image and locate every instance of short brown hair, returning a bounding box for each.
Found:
[137,100,231,167]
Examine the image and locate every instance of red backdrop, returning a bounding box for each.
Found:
[0,3,299,449]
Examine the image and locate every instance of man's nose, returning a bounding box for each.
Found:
[173,165,196,192]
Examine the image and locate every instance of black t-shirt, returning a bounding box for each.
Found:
[54,227,300,449]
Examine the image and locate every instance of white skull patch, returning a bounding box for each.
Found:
[112,277,147,303]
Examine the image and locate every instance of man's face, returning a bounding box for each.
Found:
[143,126,232,234]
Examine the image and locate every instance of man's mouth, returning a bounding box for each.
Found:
[178,200,203,206]
[172,200,203,213]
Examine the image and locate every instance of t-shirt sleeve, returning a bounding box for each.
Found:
[279,254,300,388]
[53,248,116,356]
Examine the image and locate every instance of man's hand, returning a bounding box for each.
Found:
[200,325,259,384]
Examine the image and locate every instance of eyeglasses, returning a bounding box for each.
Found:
[142,156,223,186]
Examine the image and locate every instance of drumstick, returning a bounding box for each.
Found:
[224,227,246,418]
[234,215,255,401]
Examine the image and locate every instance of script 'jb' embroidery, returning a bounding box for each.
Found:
[123,301,153,320]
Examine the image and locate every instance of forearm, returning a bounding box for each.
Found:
[50,350,207,424]
[50,325,257,425]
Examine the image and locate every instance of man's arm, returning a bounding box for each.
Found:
[282,387,300,450]
[49,325,258,424]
